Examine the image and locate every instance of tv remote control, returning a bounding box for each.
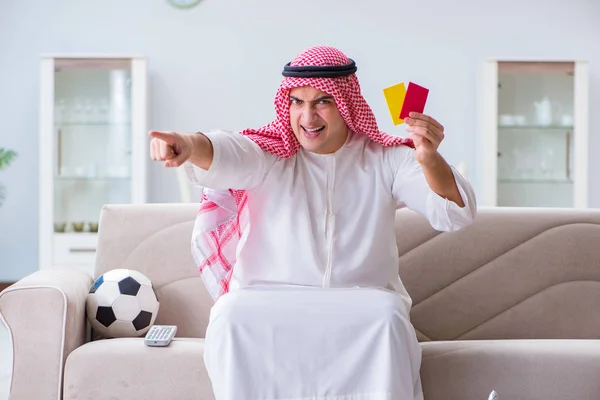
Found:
[144,325,177,347]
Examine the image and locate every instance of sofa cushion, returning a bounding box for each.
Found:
[65,337,600,400]
[64,338,215,400]
[420,339,600,400]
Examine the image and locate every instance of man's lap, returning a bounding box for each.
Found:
[203,285,423,400]
[209,285,411,324]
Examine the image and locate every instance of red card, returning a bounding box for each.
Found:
[399,82,429,120]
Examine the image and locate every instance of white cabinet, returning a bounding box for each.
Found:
[481,60,589,208]
[39,55,148,276]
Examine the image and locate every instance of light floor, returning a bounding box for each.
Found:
[0,322,11,400]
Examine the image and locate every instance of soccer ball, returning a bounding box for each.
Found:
[86,269,160,339]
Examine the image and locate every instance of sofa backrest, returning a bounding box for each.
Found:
[95,204,600,341]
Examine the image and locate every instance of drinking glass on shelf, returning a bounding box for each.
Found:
[62,98,74,124]
[512,148,524,179]
[98,98,110,124]
[71,97,85,124]
[513,115,527,126]
[54,98,67,124]
[83,98,95,124]
[499,114,515,126]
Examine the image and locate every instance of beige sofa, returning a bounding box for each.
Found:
[2,204,600,400]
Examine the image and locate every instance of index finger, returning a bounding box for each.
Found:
[148,131,176,144]
[408,112,443,130]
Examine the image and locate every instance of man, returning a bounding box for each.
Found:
[150,45,477,400]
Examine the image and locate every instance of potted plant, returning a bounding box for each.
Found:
[0,148,17,206]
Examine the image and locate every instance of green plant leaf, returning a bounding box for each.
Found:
[0,148,17,171]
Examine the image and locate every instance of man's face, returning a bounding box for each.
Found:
[289,86,348,154]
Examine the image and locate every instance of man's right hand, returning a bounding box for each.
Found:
[149,131,193,168]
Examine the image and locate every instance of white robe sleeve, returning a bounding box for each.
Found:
[390,146,477,232]
[184,130,275,190]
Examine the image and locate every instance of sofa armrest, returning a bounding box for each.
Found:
[0,267,93,400]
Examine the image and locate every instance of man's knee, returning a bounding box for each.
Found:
[209,290,250,329]
[366,289,411,326]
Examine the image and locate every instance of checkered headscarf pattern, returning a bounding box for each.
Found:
[192,46,415,300]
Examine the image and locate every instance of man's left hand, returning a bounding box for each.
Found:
[404,112,444,165]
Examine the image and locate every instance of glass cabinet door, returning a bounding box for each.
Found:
[495,62,578,207]
[39,55,147,275]
[53,59,133,233]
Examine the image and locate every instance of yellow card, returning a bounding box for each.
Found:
[383,82,407,125]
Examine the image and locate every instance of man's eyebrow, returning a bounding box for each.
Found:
[313,95,334,102]
[289,95,334,102]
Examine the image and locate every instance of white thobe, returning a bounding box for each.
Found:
[186,129,477,400]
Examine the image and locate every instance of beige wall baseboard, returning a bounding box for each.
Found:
[0,282,15,292]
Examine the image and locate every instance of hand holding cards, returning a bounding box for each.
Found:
[383,81,429,125]
[383,80,444,164]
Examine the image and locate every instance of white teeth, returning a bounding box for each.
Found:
[304,126,325,132]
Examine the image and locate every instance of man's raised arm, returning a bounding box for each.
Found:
[149,130,273,190]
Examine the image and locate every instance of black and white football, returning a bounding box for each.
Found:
[86,269,160,338]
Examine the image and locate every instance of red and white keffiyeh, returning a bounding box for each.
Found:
[191,46,414,300]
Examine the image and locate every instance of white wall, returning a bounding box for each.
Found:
[0,0,599,281]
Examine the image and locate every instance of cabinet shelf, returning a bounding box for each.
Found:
[53,232,98,237]
[54,175,131,181]
[498,125,573,131]
[498,178,573,184]
[55,122,131,127]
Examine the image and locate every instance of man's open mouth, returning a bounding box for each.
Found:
[302,126,325,133]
